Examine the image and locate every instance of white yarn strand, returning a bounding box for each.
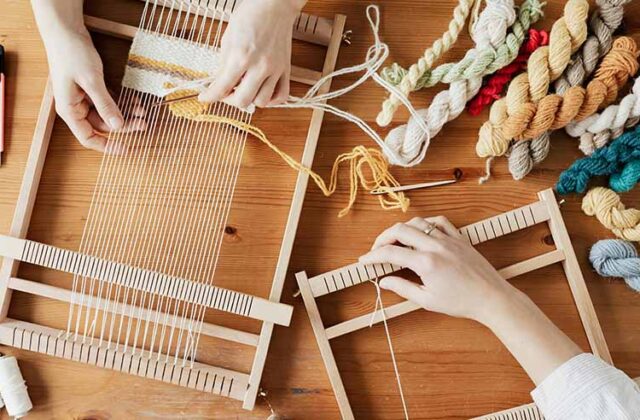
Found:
[0,356,32,419]
[165,5,432,167]
[566,77,640,155]
[381,0,516,166]
[369,280,410,420]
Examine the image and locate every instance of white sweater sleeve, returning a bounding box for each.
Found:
[531,353,640,420]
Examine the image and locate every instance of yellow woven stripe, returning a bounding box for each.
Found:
[165,89,409,217]
[127,54,209,81]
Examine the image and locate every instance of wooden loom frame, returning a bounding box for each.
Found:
[296,189,612,419]
[0,4,346,411]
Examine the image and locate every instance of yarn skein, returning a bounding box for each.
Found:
[467,28,550,116]
[567,77,640,155]
[380,0,525,166]
[556,125,640,194]
[475,0,590,180]
[0,356,33,418]
[378,0,544,125]
[582,187,640,241]
[375,0,483,126]
[590,239,640,292]
[508,0,634,179]
[506,37,638,180]
[502,37,638,141]
[554,0,631,94]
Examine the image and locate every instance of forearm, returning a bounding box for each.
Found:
[31,0,86,40]
[480,287,582,385]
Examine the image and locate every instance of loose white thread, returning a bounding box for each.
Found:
[369,279,409,420]
[381,0,517,166]
[163,5,431,168]
[0,356,33,419]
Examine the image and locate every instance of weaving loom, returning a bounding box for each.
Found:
[0,0,346,410]
[296,189,612,419]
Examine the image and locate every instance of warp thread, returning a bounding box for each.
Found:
[0,356,32,419]
[166,89,410,218]
[505,37,639,180]
[160,5,432,168]
[380,0,543,166]
[369,279,409,420]
[556,125,640,194]
[590,239,640,292]
[567,77,640,155]
[582,187,640,241]
[467,29,549,116]
[375,0,484,126]
[475,0,590,181]
[377,0,545,126]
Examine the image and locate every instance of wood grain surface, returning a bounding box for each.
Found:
[1,0,640,418]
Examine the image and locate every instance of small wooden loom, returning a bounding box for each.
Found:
[0,0,346,411]
[296,189,612,419]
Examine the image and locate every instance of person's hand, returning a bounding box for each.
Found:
[46,30,146,153]
[198,0,306,108]
[359,216,518,325]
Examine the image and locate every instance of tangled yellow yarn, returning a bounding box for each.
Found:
[166,89,409,218]
[476,0,589,161]
[582,187,640,242]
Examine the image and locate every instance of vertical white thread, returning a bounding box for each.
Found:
[369,280,409,420]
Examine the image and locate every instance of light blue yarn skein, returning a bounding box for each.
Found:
[589,239,640,292]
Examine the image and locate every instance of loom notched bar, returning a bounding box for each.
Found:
[296,188,613,419]
[0,235,293,327]
[306,199,551,298]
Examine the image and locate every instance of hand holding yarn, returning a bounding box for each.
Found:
[582,187,640,242]
[359,216,513,324]
[590,239,640,292]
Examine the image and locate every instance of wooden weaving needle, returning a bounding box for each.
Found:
[370,179,457,195]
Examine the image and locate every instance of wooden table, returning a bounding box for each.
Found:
[1,0,640,418]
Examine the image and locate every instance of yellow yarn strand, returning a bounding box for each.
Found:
[166,89,409,218]
[582,187,640,242]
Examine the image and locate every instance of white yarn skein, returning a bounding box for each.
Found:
[382,0,516,166]
[566,77,640,154]
[0,356,32,418]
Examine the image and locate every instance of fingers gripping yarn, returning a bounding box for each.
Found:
[554,0,631,94]
[556,125,640,194]
[590,239,640,292]
[568,77,640,155]
[376,0,480,126]
[382,0,516,165]
[475,0,589,164]
[582,187,640,241]
[468,28,550,116]
[380,0,543,96]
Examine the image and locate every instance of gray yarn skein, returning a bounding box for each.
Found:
[590,239,640,292]
[508,0,630,180]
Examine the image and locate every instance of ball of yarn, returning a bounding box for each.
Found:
[590,239,640,292]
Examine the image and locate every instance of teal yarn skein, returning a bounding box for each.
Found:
[556,125,640,194]
[590,239,640,292]
[610,159,640,192]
